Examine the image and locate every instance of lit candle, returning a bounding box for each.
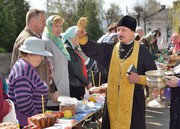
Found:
[91,70,95,86]
[42,95,44,114]
[81,96,86,105]
[99,72,101,87]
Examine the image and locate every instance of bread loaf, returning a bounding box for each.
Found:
[60,103,76,115]
[0,122,19,129]
[29,113,56,128]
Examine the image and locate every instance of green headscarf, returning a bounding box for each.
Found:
[144,31,155,44]
[1,76,8,94]
[43,15,70,60]
[62,26,78,49]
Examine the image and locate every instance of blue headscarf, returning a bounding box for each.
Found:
[62,26,78,49]
[43,15,70,60]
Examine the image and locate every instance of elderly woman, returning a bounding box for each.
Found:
[170,32,180,55]
[8,37,52,127]
[42,15,70,110]
[62,26,92,100]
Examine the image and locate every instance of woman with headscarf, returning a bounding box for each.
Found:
[42,15,70,110]
[62,26,92,100]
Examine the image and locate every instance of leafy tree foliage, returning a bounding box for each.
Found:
[48,0,78,30]
[0,0,29,52]
[48,0,103,41]
[77,0,103,40]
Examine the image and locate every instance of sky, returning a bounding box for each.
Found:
[26,0,175,14]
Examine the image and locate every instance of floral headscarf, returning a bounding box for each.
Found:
[43,15,70,60]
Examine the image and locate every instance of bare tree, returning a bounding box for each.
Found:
[132,0,166,34]
[134,5,144,26]
[103,3,123,27]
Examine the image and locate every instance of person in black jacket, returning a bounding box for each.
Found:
[165,61,180,129]
[166,75,180,129]
[62,26,92,100]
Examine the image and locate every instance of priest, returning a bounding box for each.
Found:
[78,15,157,129]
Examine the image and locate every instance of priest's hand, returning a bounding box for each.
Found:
[77,29,87,37]
[89,83,108,94]
[127,72,140,84]
[165,76,179,88]
[86,83,92,90]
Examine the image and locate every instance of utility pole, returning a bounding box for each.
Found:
[47,0,49,16]
[99,0,103,22]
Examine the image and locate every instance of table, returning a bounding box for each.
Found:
[45,102,104,129]
[72,102,103,127]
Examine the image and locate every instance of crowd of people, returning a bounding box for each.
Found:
[1,8,180,129]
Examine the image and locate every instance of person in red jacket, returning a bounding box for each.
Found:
[0,75,11,122]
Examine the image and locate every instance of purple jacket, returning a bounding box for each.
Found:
[8,59,48,127]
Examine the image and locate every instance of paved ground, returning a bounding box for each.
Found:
[146,105,169,129]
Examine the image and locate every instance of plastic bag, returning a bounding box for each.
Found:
[3,99,19,124]
[58,96,78,115]
[84,93,105,103]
